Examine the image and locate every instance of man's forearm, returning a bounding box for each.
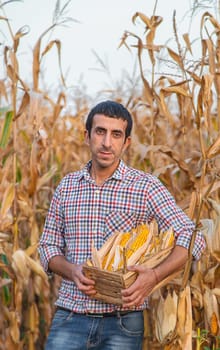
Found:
[153,245,188,283]
[48,255,75,280]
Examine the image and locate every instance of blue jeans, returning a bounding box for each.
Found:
[45,309,144,350]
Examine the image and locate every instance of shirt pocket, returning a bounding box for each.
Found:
[104,211,137,239]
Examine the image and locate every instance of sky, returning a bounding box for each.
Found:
[0,0,210,98]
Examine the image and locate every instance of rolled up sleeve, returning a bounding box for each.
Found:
[38,183,65,273]
[148,177,206,260]
[175,227,206,260]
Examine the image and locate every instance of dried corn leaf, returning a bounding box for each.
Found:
[182,33,192,55]
[91,241,102,268]
[103,232,125,270]
[98,231,119,261]
[201,11,220,31]
[204,265,219,288]
[3,307,20,344]
[188,191,198,220]
[41,39,65,86]
[160,227,175,250]
[167,48,184,69]
[36,165,57,191]
[13,25,29,52]
[0,79,8,101]
[25,254,48,281]
[0,110,13,148]
[206,134,220,159]
[29,141,39,194]
[0,183,15,219]
[158,91,175,124]
[139,246,173,268]
[132,12,152,29]
[201,218,219,253]
[29,302,39,335]
[25,243,38,257]
[112,245,122,271]
[11,250,30,286]
[177,285,192,350]
[212,288,220,297]
[154,290,178,344]
[161,85,191,98]
[0,232,10,242]
[15,91,30,119]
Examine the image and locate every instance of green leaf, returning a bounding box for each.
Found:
[0,110,13,148]
[16,163,22,183]
[3,285,11,306]
[0,255,11,305]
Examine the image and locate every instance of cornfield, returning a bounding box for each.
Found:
[0,2,220,349]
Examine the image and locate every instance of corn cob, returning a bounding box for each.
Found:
[103,232,127,270]
[125,224,150,260]
[104,232,131,271]
[88,223,175,272]
[106,224,150,271]
[127,224,154,266]
[119,231,132,247]
[210,311,219,335]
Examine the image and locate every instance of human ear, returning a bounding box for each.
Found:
[84,130,90,145]
[123,136,131,152]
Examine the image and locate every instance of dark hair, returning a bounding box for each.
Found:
[85,100,133,139]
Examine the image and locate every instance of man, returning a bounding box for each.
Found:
[39,100,205,350]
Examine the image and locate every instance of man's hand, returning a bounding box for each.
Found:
[121,266,157,307]
[48,255,96,296]
[121,245,188,308]
[71,263,96,296]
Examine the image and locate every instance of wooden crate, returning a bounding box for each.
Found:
[82,265,137,305]
[83,263,182,305]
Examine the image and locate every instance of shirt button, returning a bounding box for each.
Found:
[95,190,100,195]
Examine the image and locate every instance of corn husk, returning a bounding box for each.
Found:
[83,223,177,304]
[154,290,178,344]
[176,285,192,350]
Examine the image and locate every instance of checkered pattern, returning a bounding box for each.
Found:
[39,160,206,313]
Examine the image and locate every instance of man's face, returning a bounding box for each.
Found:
[85,114,131,171]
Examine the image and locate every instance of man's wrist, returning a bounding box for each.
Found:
[152,268,159,284]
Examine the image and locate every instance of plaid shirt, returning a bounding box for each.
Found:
[39,160,205,313]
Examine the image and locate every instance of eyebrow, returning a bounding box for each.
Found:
[95,126,124,133]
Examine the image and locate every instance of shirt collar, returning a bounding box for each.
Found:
[79,160,129,182]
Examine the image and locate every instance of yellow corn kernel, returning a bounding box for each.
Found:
[125,224,149,259]
[167,232,175,247]
[120,232,131,248]
[210,312,218,335]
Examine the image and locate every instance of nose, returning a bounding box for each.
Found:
[102,132,111,148]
